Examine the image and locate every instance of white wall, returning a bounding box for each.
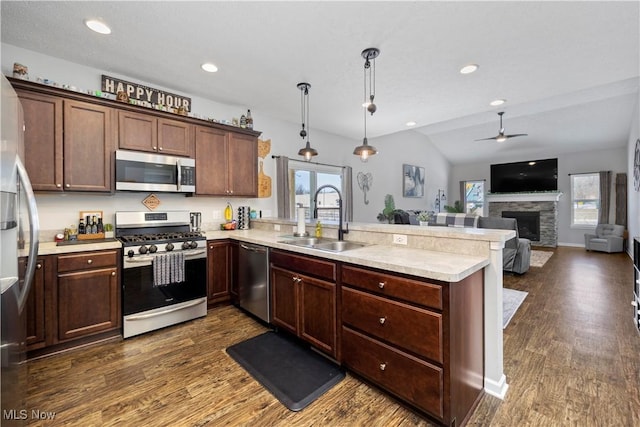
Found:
[627,92,640,253]
[451,147,628,246]
[2,43,359,234]
[346,130,451,223]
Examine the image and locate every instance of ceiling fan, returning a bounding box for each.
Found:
[475,111,528,142]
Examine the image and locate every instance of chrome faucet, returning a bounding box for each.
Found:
[313,184,349,241]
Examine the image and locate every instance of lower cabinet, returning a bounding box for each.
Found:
[207,240,231,307]
[270,250,338,358]
[340,264,484,426]
[25,249,121,356]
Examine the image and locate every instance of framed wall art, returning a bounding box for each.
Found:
[403,164,424,198]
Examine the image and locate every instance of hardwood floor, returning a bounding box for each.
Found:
[25,247,640,426]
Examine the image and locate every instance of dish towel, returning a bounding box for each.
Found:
[153,252,185,287]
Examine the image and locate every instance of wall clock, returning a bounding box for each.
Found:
[635,138,640,191]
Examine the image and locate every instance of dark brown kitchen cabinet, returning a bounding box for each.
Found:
[118,109,193,157]
[229,241,239,304]
[55,250,120,342]
[194,126,258,196]
[15,90,63,191]
[270,250,338,358]
[340,264,484,426]
[22,257,49,351]
[207,240,231,307]
[63,100,114,192]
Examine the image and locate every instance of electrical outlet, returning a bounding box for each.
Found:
[212,210,222,220]
[274,224,281,231]
[393,234,408,245]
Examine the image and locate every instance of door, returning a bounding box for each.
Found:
[63,100,114,192]
[118,109,157,152]
[228,133,257,196]
[207,241,230,305]
[300,274,337,355]
[270,266,298,335]
[195,126,228,195]
[158,118,193,157]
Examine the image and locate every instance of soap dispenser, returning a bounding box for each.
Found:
[224,202,233,222]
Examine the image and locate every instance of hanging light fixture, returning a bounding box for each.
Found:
[296,82,318,161]
[353,47,379,162]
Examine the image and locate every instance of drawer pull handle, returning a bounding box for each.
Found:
[379,363,387,371]
[87,259,93,264]
[379,317,386,325]
[36,263,42,269]
[111,271,116,276]
[378,281,385,289]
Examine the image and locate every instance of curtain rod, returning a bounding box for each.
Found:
[271,155,346,169]
[567,171,609,176]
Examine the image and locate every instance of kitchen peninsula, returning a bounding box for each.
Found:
[33,217,513,425]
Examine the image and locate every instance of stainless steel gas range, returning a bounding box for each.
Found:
[116,211,207,338]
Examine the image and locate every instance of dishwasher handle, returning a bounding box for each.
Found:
[240,243,268,253]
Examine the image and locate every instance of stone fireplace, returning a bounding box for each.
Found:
[486,192,562,247]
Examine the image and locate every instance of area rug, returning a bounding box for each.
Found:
[530,250,553,268]
[226,331,345,411]
[503,288,528,328]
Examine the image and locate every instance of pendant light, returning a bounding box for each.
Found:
[297,82,318,161]
[353,47,379,162]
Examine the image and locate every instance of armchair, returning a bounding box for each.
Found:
[584,224,625,253]
[478,217,531,274]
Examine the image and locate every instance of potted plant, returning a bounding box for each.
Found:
[417,211,434,226]
[377,194,397,223]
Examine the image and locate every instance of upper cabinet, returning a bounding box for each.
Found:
[195,126,258,197]
[17,89,114,192]
[118,110,193,157]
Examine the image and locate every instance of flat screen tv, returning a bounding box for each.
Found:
[490,158,558,193]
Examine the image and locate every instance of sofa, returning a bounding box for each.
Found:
[584,224,625,253]
[428,213,531,274]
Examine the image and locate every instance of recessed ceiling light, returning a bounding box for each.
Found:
[406,121,417,127]
[459,64,479,74]
[201,63,218,73]
[85,19,111,35]
[490,99,506,106]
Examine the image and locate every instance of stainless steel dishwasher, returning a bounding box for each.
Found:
[238,243,270,323]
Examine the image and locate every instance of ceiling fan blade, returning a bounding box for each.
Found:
[474,136,499,141]
[503,133,528,138]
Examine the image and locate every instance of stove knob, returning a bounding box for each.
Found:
[149,245,158,253]
[181,241,191,250]
[190,241,199,249]
[139,245,148,254]
[166,243,174,251]
[127,250,135,258]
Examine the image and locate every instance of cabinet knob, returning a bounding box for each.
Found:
[153,146,157,150]
[56,184,62,188]
[210,245,214,249]
[36,263,42,269]
[378,281,386,289]
[65,184,70,188]
[379,317,386,325]
[111,271,116,276]
[379,363,387,371]
[87,259,93,264]
[158,147,163,151]
[229,190,234,194]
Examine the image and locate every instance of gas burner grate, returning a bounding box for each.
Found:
[119,231,205,244]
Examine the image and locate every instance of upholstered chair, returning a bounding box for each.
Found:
[584,224,625,253]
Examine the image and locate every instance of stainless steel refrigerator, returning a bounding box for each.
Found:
[1,74,40,425]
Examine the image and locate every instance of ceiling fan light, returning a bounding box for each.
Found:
[496,134,507,143]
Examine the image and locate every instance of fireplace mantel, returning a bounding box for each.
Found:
[486,192,563,203]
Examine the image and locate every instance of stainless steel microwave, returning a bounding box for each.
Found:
[115,150,195,193]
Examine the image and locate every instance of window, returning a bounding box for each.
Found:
[289,162,344,222]
[571,173,600,227]
[463,180,485,215]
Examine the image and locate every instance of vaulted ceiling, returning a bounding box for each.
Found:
[2,1,638,164]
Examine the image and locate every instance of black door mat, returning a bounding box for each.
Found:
[226,331,345,411]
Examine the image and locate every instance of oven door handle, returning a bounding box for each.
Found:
[185,249,206,258]
[126,298,207,321]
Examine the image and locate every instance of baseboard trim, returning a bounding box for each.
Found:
[484,374,509,400]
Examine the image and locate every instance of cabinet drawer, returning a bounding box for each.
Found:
[341,265,442,310]
[270,249,336,281]
[57,250,118,273]
[342,326,444,419]
[342,287,443,363]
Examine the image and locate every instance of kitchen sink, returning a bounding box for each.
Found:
[277,237,366,252]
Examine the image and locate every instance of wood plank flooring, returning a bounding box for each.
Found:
[25,247,640,426]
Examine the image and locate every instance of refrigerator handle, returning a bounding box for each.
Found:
[16,156,39,313]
